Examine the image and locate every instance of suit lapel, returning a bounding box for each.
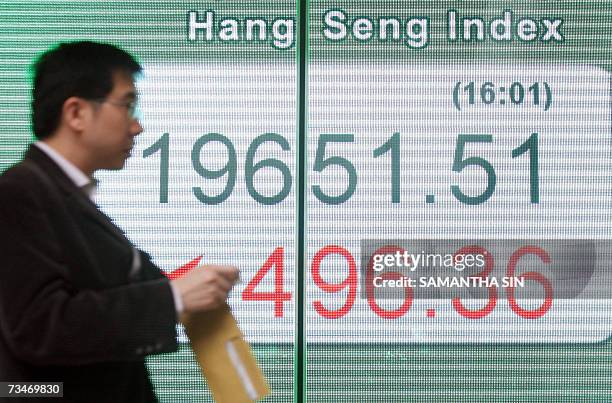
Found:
[69,191,130,243]
[24,145,130,245]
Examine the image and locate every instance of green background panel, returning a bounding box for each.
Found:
[0,1,296,402]
[305,343,612,402]
[1,1,611,402]
[147,345,294,402]
[0,0,296,172]
[306,1,612,402]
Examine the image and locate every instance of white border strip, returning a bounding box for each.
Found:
[226,339,258,401]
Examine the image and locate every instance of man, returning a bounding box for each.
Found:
[0,41,239,402]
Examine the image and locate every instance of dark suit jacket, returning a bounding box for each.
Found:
[0,145,178,402]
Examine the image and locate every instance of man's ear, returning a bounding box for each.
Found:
[61,96,91,133]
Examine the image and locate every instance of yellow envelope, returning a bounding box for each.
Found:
[181,306,270,402]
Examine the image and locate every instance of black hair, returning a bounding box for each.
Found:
[31,41,142,139]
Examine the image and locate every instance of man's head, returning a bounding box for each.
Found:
[31,41,144,173]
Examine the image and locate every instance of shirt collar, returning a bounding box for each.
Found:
[33,141,97,199]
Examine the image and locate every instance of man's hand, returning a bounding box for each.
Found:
[171,264,239,313]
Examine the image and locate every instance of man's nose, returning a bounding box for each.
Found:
[131,118,143,136]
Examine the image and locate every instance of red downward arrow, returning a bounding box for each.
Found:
[165,255,203,280]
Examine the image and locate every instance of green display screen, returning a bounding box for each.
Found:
[1,1,611,401]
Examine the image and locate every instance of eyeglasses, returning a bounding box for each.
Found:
[88,98,140,120]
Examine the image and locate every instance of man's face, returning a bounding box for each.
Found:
[82,71,143,171]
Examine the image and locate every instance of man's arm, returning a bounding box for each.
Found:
[0,178,177,366]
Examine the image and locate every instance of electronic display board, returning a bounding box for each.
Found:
[1,1,611,401]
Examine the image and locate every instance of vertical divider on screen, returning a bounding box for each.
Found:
[295,0,309,402]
